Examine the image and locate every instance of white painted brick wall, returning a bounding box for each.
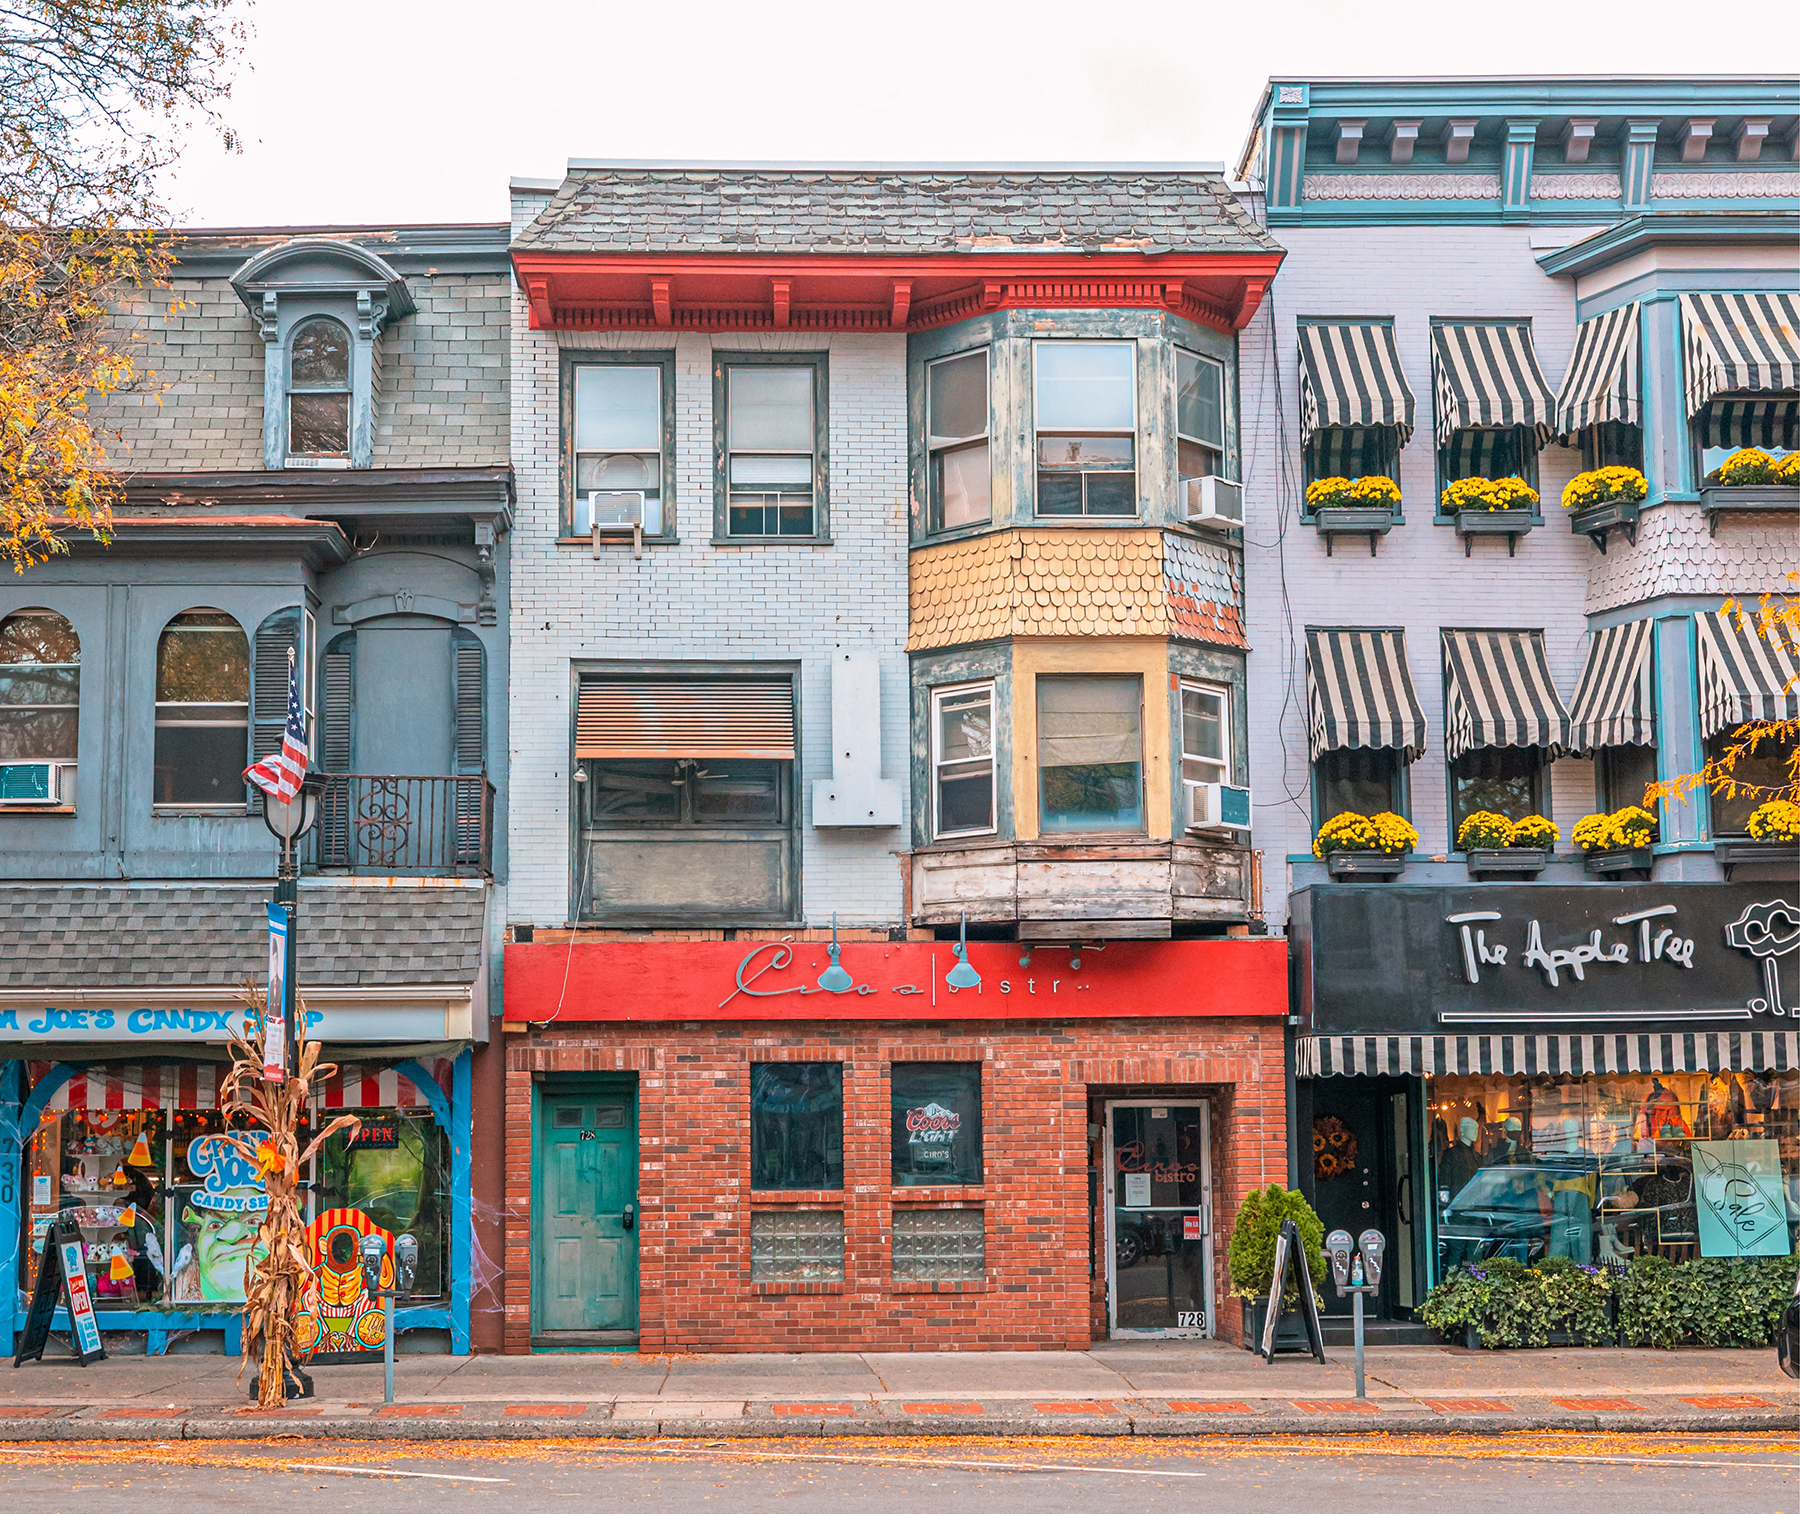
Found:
[1241,224,1601,926]
[507,213,910,927]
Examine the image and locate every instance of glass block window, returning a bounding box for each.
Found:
[892,1208,985,1283]
[750,1209,845,1282]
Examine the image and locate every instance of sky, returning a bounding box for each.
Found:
[161,0,1796,228]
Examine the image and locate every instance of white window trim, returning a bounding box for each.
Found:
[930,680,997,841]
[1032,339,1139,520]
[1179,679,1232,787]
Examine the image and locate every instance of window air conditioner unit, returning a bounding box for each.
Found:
[1184,475,1245,528]
[0,761,73,806]
[1185,779,1251,836]
[583,490,652,559]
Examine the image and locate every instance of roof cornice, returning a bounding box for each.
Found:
[168,224,513,278]
[1534,209,1800,276]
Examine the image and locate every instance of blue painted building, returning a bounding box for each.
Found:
[1234,77,1799,1333]
[0,226,514,1356]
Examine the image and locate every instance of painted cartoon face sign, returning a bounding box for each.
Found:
[169,1131,271,1304]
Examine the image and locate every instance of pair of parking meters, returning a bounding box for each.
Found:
[1324,1229,1385,1399]
[360,1233,419,1407]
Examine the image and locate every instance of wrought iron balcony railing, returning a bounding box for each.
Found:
[303,774,494,876]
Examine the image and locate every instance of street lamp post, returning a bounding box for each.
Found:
[261,775,322,1079]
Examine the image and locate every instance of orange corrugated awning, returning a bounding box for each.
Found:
[575,679,795,760]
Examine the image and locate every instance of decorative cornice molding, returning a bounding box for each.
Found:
[1302,173,1500,201]
[1530,173,1623,200]
[1651,170,1800,197]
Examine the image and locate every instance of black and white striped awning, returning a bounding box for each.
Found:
[1566,620,1655,753]
[1298,1030,1800,1078]
[1555,303,1640,437]
[1299,323,1417,448]
[1700,396,1799,450]
[1441,629,1572,761]
[1306,628,1428,762]
[1431,322,1559,448]
[1695,607,1800,738]
[1681,291,1800,417]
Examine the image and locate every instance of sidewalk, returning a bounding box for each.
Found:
[3,1342,1795,1439]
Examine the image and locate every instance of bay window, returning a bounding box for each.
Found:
[1037,674,1143,834]
[1034,341,1136,517]
[928,349,991,531]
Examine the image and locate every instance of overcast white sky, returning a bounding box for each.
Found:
[161,0,1794,228]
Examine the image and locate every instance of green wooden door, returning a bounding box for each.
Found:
[537,1093,638,1334]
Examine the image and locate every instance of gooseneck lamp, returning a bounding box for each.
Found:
[816,913,854,994]
[946,910,982,990]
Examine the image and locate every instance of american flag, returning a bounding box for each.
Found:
[243,647,309,802]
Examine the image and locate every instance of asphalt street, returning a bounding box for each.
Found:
[0,1434,1795,1512]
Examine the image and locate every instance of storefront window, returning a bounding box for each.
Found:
[23,1109,168,1305]
[1430,1071,1800,1274]
[315,1112,450,1299]
[890,1063,983,1187]
[750,1062,843,1190]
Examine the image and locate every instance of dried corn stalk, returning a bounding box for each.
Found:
[219,982,360,1409]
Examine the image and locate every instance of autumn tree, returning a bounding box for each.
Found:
[1,0,247,571]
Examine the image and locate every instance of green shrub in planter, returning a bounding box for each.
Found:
[1419,1256,1613,1348]
[1616,1254,1798,1349]
[1227,1183,1326,1305]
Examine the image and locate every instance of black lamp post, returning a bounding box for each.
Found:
[261,773,323,1077]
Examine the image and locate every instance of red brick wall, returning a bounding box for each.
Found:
[502,1016,1286,1353]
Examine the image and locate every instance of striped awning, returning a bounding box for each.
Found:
[1305,628,1428,762]
[1441,629,1572,760]
[1431,322,1559,448]
[1695,607,1800,738]
[1298,323,1417,447]
[1680,291,1800,417]
[1699,396,1799,451]
[575,678,796,760]
[1298,1030,1800,1078]
[316,1059,450,1111]
[1555,303,1640,437]
[1566,620,1654,753]
[24,1059,450,1113]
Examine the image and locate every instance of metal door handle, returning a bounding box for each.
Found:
[622,1203,634,1231]
[1397,1172,1412,1226]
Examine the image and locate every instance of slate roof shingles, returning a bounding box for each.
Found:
[513,169,1279,257]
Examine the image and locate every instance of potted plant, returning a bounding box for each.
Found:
[1227,1182,1326,1352]
[1700,448,1800,529]
[1460,810,1558,876]
[1442,475,1539,554]
[1574,804,1657,876]
[1562,466,1648,549]
[1716,799,1800,878]
[1307,473,1401,555]
[1314,809,1417,880]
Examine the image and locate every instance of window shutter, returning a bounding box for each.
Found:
[575,679,796,760]
[321,641,354,771]
[453,635,485,775]
[250,608,301,810]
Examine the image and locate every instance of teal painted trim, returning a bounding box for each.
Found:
[449,1049,471,1355]
[1538,211,1800,280]
[1271,127,1306,209]
[1265,77,1797,121]
[1268,205,1618,229]
[1652,840,1715,854]
[1623,121,1660,211]
[20,1062,75,1133]
[394,1057,450,1128]
[1652,613,1707,846]
[0,1060,21,1359]
[1587,590,1740,632]
[1502,120,1537,220]
[1575,267,1800,322]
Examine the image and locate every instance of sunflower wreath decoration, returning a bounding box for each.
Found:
[1313,1115,1359,1181]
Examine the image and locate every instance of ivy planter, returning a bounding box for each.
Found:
[1714,838,1799,879]
[1453,508,1535,556]
[1324,850,1407,881]
[1312,505,1395,557]
[1700,483,1798,536]
[1465,846,1553,878]
[1568,496,1640,551]
[1241,1296,1312,1353]
[1583,845,1654,877]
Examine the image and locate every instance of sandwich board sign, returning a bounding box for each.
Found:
[14,1211,105,1367]
[1256,1217,1326,1364]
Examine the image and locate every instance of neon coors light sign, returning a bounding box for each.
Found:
[1447,895,1799,1018]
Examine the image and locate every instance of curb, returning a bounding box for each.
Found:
[1,1408,1795,1441]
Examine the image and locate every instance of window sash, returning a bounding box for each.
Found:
[1176,350,1225,450]
[1037,675,1143,833]
[932,685,995,839]
[574,365,661,453]
[1034,341,1136,432]
[1180,683,1230,786]
[928,350,990,449]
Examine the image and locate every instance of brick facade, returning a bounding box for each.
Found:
[501,1014,1286,1352]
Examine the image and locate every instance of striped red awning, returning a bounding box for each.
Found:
[26,1059,451,1112]
[315,1059,451,1110]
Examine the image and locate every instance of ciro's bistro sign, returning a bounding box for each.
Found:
[1291,882,1799,1035]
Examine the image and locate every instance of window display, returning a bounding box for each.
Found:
[1430,1071,1799,1273]
[890,1063,983,1187]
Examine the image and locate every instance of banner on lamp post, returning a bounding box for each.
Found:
[265,902,289,1083]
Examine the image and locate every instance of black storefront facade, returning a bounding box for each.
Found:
[1289,882,1800,1330]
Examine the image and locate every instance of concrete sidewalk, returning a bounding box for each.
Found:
[2,1342,1795,1439]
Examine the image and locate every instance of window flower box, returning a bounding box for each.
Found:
[1306,476,1402,557]
[1325,849,1408,881]
[1454,508,1534,555]
[1700,484,1799,536]
[1714,839,1799,880]
[1562,467,1647,552]
[1314,811,1417,880]
[1569,496,1640,550]
[1312,505,1396,556]
[1584,846,1653,877]
[1465,846,1553,877]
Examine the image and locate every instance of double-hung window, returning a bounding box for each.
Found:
[1034,341,1136,517]
[1176,350,1226,485]
[931,684,995,838]
[1179,682,1230,787]
[153,609,250,807]
[1037,674,1143,834]
[287,317,351,461]
[721,358,824,538]
[927,349,991,531]
[572,361,665,535]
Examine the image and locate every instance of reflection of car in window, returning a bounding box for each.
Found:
[1437,1154,1696,1269]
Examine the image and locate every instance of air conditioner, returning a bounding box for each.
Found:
[1184,475,1245,528]
[1185,779,1251,836]
[0,761,74,806]
[578,489,660,535]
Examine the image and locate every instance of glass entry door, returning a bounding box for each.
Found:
[1105,1100,1212,1337]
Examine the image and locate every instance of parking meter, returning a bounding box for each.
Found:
[1358,1229,1386,1288]
[359,1234,387,1293]
[395,1233,419,1294]
[1324,1230,1354,1289]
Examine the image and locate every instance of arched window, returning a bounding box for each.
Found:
[287,317,351,458]
[0,609,79,804]
[154,609,249,806]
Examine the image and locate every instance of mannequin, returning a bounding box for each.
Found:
[1548,1116,1595,1262]
[1497,1115,1526,1164]
[1439,1116,1483,1201]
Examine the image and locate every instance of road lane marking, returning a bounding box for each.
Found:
[651,1447,1206,1478]
[284,1463,510,1483]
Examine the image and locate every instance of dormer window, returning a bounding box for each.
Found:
[288,317,352,460]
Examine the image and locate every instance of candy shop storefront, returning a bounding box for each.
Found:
[1,999,475,1358]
